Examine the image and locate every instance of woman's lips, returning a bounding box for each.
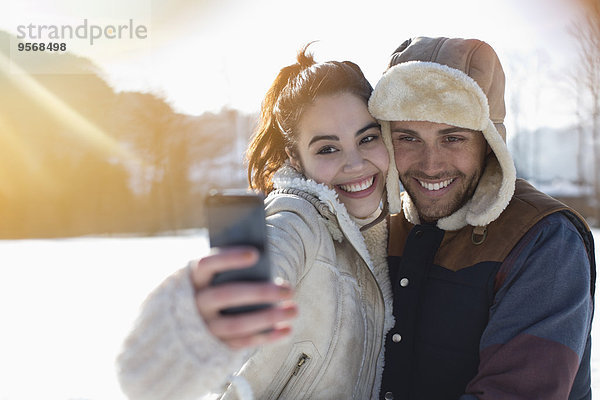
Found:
[336,174,378,198]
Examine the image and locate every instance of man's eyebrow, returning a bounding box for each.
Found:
[308,135,338,146]
[439,127,482,135]
[391,127,418,135]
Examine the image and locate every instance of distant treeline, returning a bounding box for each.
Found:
[0,31,256,239]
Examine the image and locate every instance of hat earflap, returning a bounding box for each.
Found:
[380,120,402,214]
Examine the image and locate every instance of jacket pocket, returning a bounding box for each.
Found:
[274,353,310,399]
[267,341,321,400]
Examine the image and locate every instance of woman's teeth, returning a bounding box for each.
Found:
[419,178,454,191]
[339,176,374,193]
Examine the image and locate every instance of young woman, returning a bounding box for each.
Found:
[117,45,394,400]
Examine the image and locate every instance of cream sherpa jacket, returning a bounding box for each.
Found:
[116,164,394,400]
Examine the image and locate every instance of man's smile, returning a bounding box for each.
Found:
[417,178,455,192]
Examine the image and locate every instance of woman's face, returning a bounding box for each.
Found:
[288,92,389,218]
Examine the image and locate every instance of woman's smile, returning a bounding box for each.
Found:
[336,174,378,198]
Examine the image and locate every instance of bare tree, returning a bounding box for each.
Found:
[530,50,551,183]
[505,51,550,183]
[575,75,588,187]
[570,0,600,225]
[506,53,528,179]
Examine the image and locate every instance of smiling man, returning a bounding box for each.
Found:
[390,121,489,223]
[369,37,596,400]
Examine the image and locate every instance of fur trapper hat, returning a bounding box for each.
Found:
[368,37,517,231]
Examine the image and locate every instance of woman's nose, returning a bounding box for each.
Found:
[343,149,367,173]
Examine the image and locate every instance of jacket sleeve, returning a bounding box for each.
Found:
[264,198,327,284]
[116,265,248,400]
[116,199,325,400]
[462,213,593,400]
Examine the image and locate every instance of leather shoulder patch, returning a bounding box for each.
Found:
[435,180,570,271]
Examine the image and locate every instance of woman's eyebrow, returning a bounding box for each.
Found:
[308,135,339,146]
[356,122,381,136]
[308,122,380,146]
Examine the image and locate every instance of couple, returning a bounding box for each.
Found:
[117,37,596,400]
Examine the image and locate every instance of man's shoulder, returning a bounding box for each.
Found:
[510,179,570,214]
[495,179,573,235]
[500,179,592,244]
[495,181,595,296]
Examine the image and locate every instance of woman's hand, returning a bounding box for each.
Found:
[192,247,298,350]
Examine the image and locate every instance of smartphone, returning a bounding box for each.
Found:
[204,189,272,314]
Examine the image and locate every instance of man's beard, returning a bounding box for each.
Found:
[400,168,483,223]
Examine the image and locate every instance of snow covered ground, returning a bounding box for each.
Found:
[0,229,598,400]
[0,234,209,400]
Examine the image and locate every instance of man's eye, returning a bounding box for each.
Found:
[394,135,416,142]
[445,136,463,143]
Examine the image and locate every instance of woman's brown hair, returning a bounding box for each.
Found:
[247,43,373,193]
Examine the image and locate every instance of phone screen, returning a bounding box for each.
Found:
[205,191,272,313]
[207,194,266,253]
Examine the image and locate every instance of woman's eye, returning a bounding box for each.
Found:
[317,146,337,155]
[360,134,379,144]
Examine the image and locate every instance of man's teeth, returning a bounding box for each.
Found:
[419,178,454,191]
[340,176,374,193]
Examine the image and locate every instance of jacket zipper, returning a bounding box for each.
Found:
[275,352,311,399]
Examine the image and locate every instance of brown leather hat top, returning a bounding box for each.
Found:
[389,37,506,140]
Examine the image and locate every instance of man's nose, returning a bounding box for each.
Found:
[419,145,445,174]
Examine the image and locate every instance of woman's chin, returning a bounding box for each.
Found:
[343,201,381,219]
[337,186,384,219]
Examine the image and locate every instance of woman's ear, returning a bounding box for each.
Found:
[285,147,303,173]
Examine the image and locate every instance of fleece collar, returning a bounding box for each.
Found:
[271,163,374,268]
[369,61,516,230]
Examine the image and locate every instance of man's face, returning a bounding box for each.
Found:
[390,120,490,223]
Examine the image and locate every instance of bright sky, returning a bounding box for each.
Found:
[1,0,586,131]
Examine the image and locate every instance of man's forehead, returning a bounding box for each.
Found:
[390,120,462,132]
